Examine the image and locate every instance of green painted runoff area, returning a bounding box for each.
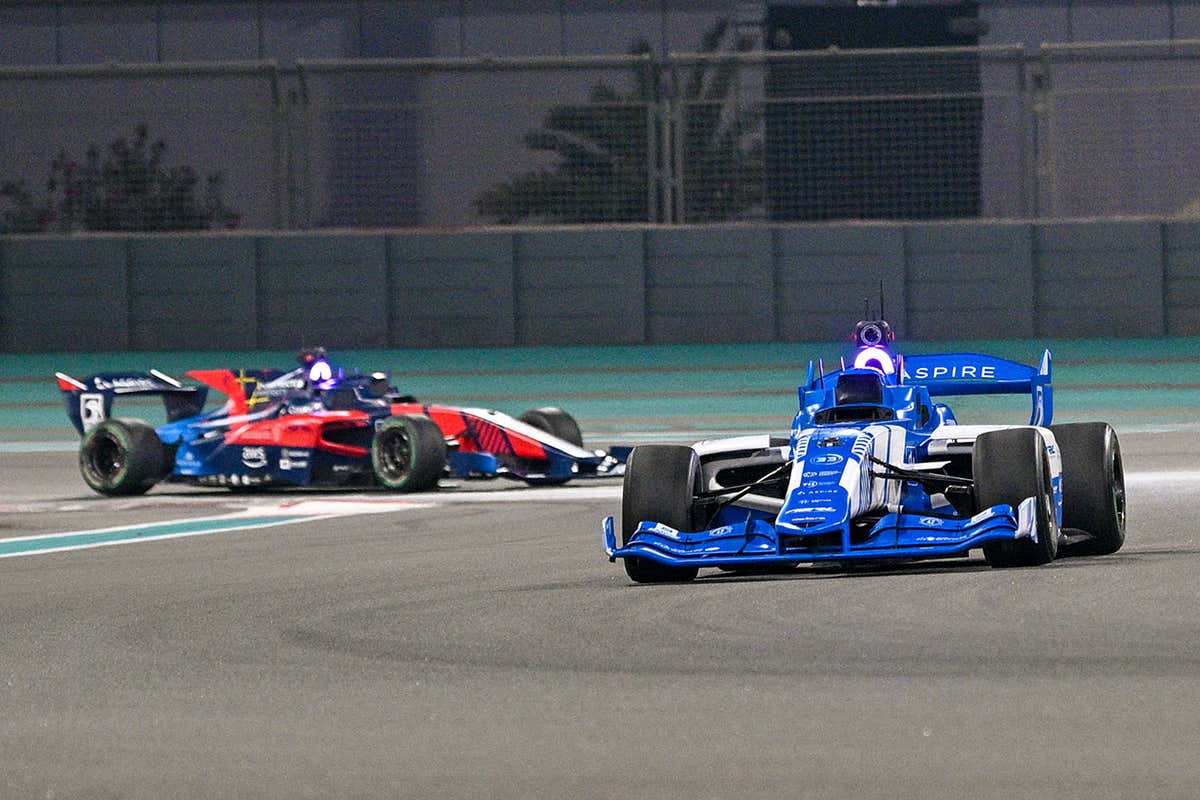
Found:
[3,337,1199,440]
[0,516,316,557]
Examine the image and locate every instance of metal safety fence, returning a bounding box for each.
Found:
[0,61,286,231]
[3,41,1199,233]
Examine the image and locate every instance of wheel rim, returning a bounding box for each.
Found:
[1111,450,1126,529]
[379,428,412,481]
[87,432,124,481]
[1041,457,1058,557]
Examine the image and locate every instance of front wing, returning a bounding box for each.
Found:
[605,497,1039,568]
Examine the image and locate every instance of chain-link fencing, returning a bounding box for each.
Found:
[2,42,1197,232]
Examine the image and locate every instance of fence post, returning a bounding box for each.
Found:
[668,61,685,224]
[643,54,659,224]
[1033,44,1053,219]
[294,63,312,229]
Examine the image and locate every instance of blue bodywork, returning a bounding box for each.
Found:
[606,339,1059,570]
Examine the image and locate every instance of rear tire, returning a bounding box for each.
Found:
[372,414,447,492]
[519,407,584,448]
[79,418,165,496]
[974,428,1059,568]
[620,445,701,583]
[1051,422,1126,556]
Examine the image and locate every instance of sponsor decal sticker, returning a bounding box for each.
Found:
[80,393,106,432]
[93,377,161,392]
[280,447,311,470]
[241,446,268,469]
[907,365,997,380]
[809,454,844,465]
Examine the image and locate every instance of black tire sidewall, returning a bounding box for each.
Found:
[79,418,164,496]
[1051,422,1125,556]
[620,444,700,582]
[371,414,447,492]
[519,407,584,448]
[974,428,1058,567]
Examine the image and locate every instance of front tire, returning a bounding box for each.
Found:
[620,445,701,583]
[78,418,166,496]
[519,406,584,448]
[517,407,585,486]
[372,414,447,492]
[974,428,1059,568]
[1051,422,1126,556]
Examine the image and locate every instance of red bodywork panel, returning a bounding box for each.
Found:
[223,410,372,458]
[180,370,551,463]
[188,369,372,458]
[188,369,252,416]
[391,402,550,460]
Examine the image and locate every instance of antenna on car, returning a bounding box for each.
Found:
[818,358,825,388]
[879,279,885,321]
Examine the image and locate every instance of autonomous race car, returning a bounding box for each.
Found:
[57,350,626,496]
[606,320,1126,582]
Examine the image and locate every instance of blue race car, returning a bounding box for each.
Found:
[605,320,1126,582]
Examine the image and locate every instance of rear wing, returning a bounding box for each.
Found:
[900,351,1052,426]
[804,350,1053,426]
[56,370,208,435]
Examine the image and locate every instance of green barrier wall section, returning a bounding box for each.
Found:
[0,219,1192,353]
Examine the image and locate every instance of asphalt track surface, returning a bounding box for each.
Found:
[2,428,1199,800]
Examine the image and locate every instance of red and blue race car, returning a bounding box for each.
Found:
[56,350,626,496]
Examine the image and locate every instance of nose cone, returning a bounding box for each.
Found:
[778,426,871,536]
[776,484,850,534]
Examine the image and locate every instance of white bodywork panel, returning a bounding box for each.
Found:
[925,424,1062,480]
[682,423,1062,526]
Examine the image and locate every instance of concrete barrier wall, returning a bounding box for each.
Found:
[0,220,1187,352]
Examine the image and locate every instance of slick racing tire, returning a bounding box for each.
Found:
[516,407,585,486]
[78,418,166,496]
[519,407,584,448]
[620,445,701,583]
[1050,422,1126,556]
[974,428,1059,568]
[372,414,447,492]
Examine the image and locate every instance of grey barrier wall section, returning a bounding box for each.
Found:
[515,229,644,346]
[389,233,516,348]
[905,222,1033,340]
[1,236,129,351]
[0,219,1188,353]
[1165,223,1200,335]
[1035,221,1164,339]
[257,233,389,349]
[128,236,257,350]
[776,226,906,343]
[645,227,775,344]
